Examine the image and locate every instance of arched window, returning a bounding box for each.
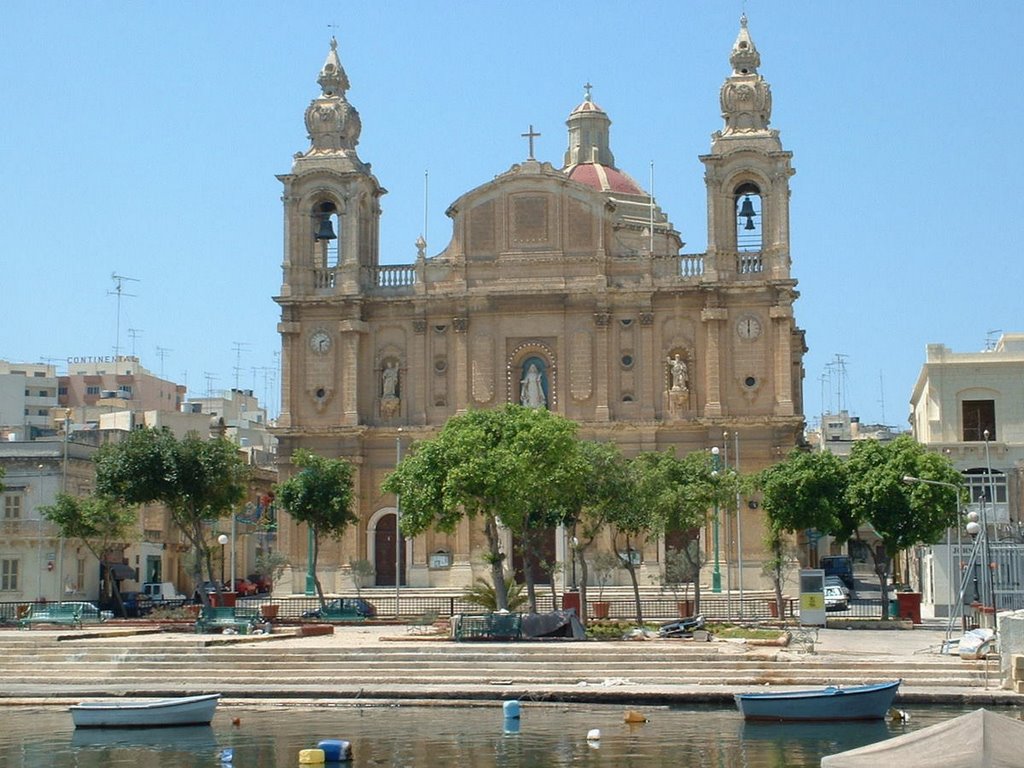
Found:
[734,182,763,257]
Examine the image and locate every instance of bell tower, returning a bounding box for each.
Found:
[701,14,794,280]
[275,38,386,429]
[699,15,802,422]
[278,37,385,299]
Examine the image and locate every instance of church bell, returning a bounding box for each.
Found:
[315,216,337,241]
[738,197,756,230]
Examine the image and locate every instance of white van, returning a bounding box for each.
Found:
[142,581,187,602]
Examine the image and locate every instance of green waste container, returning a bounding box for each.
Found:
[888,598,899,618]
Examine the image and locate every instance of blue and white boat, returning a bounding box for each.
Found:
[734,680,901,721]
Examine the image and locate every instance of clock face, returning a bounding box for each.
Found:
[309,331,331,354]
[737,316,762,339]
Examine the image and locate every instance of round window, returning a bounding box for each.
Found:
[744,376,757,388]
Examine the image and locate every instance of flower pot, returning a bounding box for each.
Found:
[591,601,610,620]
[259,604,279,621]
[677,600,695,618]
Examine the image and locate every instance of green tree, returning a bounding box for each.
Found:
[633,449,735,617]
[756,448,852,616]
[383,405,579,611]
[94,427,249,605]
[274,450,357,608]
[41,493,137,615]
[563,440,631,622]
[846,436,962,616]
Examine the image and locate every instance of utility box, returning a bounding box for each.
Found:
[799,569,826,626]
[562,591,580,616]
[897,591,922,624]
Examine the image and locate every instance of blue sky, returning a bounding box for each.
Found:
[3,3,1021,428]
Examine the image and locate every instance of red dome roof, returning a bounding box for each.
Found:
[566,163,645,196]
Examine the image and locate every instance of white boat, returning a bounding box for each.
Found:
[70,693,221,728]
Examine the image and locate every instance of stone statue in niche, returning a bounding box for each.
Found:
[380,361,400,418]
[667,353,688,392]
[520,363,546,409]
[382,361,399,397]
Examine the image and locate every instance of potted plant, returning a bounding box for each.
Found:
[253,551,288,621]
[349,559,375,598]
[590,550,622,620]
[664,545,699,617]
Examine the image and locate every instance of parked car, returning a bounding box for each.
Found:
[301,598,376,619]
[824,584,848,611]
[825,575,852,597]
[233,577,258,597]
[56,601,115,621]
[820,556,855,592]
[247,574,272,594]
[142,581,187,602]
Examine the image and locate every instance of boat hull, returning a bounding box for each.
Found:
[70,693,221,728]
[734,680,900,722]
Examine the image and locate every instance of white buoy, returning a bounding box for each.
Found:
[586,728,601,741]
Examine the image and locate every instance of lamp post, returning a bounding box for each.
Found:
[902,474,963,631]
[395,428,402,618]
[217,533,228,589]
[711,446,722,593]
[570,536,579,590]
[59,408,71,605]
[982,430,997,628]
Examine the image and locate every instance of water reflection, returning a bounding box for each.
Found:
[0,703,1007,768]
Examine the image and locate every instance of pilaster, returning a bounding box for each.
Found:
[701,307,728,418]
[770,305,794,416]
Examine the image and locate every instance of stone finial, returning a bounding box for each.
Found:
[719,16,772,134]
[304,37,362,154]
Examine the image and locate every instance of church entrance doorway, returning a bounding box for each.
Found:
[374,513,405,587]
[512,528,557,585]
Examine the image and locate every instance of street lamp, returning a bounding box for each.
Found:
[982,430,997,629]
[395,428,402,617]
[217,533,228,589]
[711,447,722,593]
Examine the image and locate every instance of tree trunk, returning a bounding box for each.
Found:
[484,515,508,611]
[578,553,590,622]
[522,531,538,613]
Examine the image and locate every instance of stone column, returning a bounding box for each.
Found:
[701,307,728,418]
[339,319,367,425]
[594,311,611,421]
[452,315,469,414]
[770,305,795,416]
[639,311,656,419]
[412,318,427,425]
[276,321,299,428]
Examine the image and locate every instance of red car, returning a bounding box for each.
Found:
[247,574,272,594]
[233,578,258,596]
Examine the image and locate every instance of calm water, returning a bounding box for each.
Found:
[0,703,1010,767]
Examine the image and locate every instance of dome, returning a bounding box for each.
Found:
[566,163,645,196]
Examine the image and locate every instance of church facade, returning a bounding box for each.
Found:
[272,17,806,594]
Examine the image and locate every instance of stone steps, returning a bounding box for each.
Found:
[0,630,999,702]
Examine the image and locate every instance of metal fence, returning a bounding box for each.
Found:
[1,593,796,625]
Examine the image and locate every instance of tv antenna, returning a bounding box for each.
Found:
[127,328,143,358]
[108,273,139,374]
[156,346,173,379]
[231,341,250,390]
